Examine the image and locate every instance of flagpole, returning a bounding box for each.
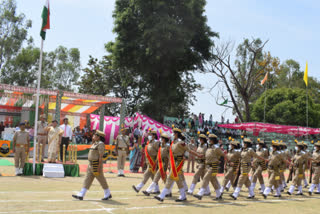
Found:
[32,39,44,175]
[263,86,267,123]
[306,86,308,129]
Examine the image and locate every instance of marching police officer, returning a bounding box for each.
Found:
[115,128,130,177]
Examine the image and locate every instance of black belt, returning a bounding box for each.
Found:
[174,156,183,162]
[118,148,127,151]
[196,159,205,164]
[241,162,251,166]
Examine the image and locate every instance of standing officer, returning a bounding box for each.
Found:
[132,130,159,193]
[60,118,72,161]
[12,123,30,176]
[36,114,48,162]
[309,141,320,195]
[115,128,130,177]
[72,130,112,200]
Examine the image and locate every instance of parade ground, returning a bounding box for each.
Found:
[0,157,319,214]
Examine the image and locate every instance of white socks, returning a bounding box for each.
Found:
[159,188,169,199]
[188,183,196,194]
[251,183,256,191]
[263,187,271,196]
[275,187,281,196]
[260,184,265,192]
[304,179,308,186]
[288,185,295,194]
[136,182,144,191]
[220,186,225,193]
[19,168,23,174]
[15,168,19,175]
[179,188,186,200]
[232,187,241,198]
[205,185,211,195]
[215,189,221,198]
[154,184,160,192]
[309,184,316,193]
[197,187,205,196]
[146,182,156,192]
[249,187,254,197]
[104,188,110,198]
[78,188,87,197]
[297,186,303,194]
[226,181,231,189]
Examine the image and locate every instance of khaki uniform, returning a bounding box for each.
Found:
[142,140,159,184]
[237,148,259,188]
[279,149,291,184]
[191,143,208,184]
[222,149,241,188]
[13,131,30,168]
[153,142,170,184]
[291,151,309,187]
[303,150,311,181]
[251,148,268,184]
[266,151,283,189]
[165,139,189,189]
[201,145,224,190]
[115,134,129,171]
[36,121,48,161]
[83,141,109,190]
[311,150,320,185]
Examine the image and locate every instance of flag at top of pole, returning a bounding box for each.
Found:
[40,0,50,40]
[304,62,308,87]
[260,72,268,85]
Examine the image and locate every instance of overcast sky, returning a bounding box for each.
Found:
[17,0,320,122]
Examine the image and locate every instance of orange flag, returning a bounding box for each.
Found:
[261,72,268,85]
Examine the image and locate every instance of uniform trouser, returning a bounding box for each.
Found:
[252,165,264,184]
[201,168,220,190]
[187,155,195,172]
[280,169,285,183]
[153,162,168,184]
[191,164,206,184]
[60,137,69,161]
[83,164,109,190]
[237,165,251,188]
[222,166,236,188]
[14,147,26,168]
[312,166,320,184]
[36,136,47,160]
[117,150,127,170]
[165,171,184,189]
[267,170,280,189]
[292,168,304,186]
[142,168,155,184]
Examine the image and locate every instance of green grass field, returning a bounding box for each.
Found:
[0,157,319,214]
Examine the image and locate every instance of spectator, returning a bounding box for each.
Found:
[0,121,4,137]
[209,114,213,126]
[221,115,225,124]
[74,126,83,144]
[28,126,34,142]
[133,126,140,140]
[187,138,197,173]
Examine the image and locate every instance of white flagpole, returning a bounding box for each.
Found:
[33,39,44,174]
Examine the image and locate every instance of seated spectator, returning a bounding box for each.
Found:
[74,126,83,144]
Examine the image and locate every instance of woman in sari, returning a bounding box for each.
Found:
[45,120,63,163]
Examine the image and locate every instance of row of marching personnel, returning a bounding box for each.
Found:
[72,127,320,202]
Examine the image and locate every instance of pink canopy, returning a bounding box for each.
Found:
[218,122,320,137]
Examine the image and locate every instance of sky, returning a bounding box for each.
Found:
[16,0,320,122]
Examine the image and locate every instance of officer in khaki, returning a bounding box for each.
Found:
[309,141,320,195]
[13,123,30,176]
[115,128,130,176]
[194,134,226,200]
[220,140,240,193]
[279,141,291,190]
[155,128,201,202]
[143,133,170,196]
[72,130,112,200]
[231,138,266,200]
[250,139,268,194]
[187,134,208,195]
[36,114,48,162]
[133,130,159,193]
[302,142,311,188]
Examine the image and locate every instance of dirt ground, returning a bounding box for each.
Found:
[0,157,319,214]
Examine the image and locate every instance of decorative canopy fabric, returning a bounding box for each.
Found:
[219,122,320,137]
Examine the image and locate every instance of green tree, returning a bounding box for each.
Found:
[251,88,320,127]
[0,0,32,74]
[106,0,217,120]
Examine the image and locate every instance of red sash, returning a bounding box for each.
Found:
[169,141,184,181]
[145,141,157,174]
[158,147,166,182]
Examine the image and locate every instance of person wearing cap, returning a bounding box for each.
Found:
[230,138,267,200]
[262,140,290,199]
[220,140,241,194]
[309,141,320,195]
[12,123,30,175]
[250,139,269,194]
[59,117,73,161]
[302,142,311,188]
[187,133,208,195]
[132,130,159,193]
[143,133,170,196]
[36,114,48,162]
[279,141,291,191]
[287,141,312,196]
[45,120,64,163]
[194,134,227,200]
[72,130,112,201]
[155,128,202,202]
[115,128,130,177]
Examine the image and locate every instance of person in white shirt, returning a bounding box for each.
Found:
[59,118,73,161]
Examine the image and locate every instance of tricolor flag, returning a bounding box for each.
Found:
[304,62,308,87]
[40,0,50,40]
[261,72,268,85]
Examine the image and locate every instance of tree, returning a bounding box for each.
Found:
[204,38,279,122]
[251,88,320,127]
[106,0,217,120]
[0,0,32,74]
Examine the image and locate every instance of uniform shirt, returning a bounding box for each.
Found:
[171,139,189,157]
[116,134,130,148]
[226,149,241,163]
[205,144,224,163]
[37,121,48,135]
[88,141,105,161]
[268,151,284,168]
[292,151,309,168]
[159,142,170,160]
[240,148,258,163]
[253,147,268,166]
[311,150,320,167]
[60,124,72,140]
[146,139,159,160]
[195,143,207,161]
[13,130,30,145]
